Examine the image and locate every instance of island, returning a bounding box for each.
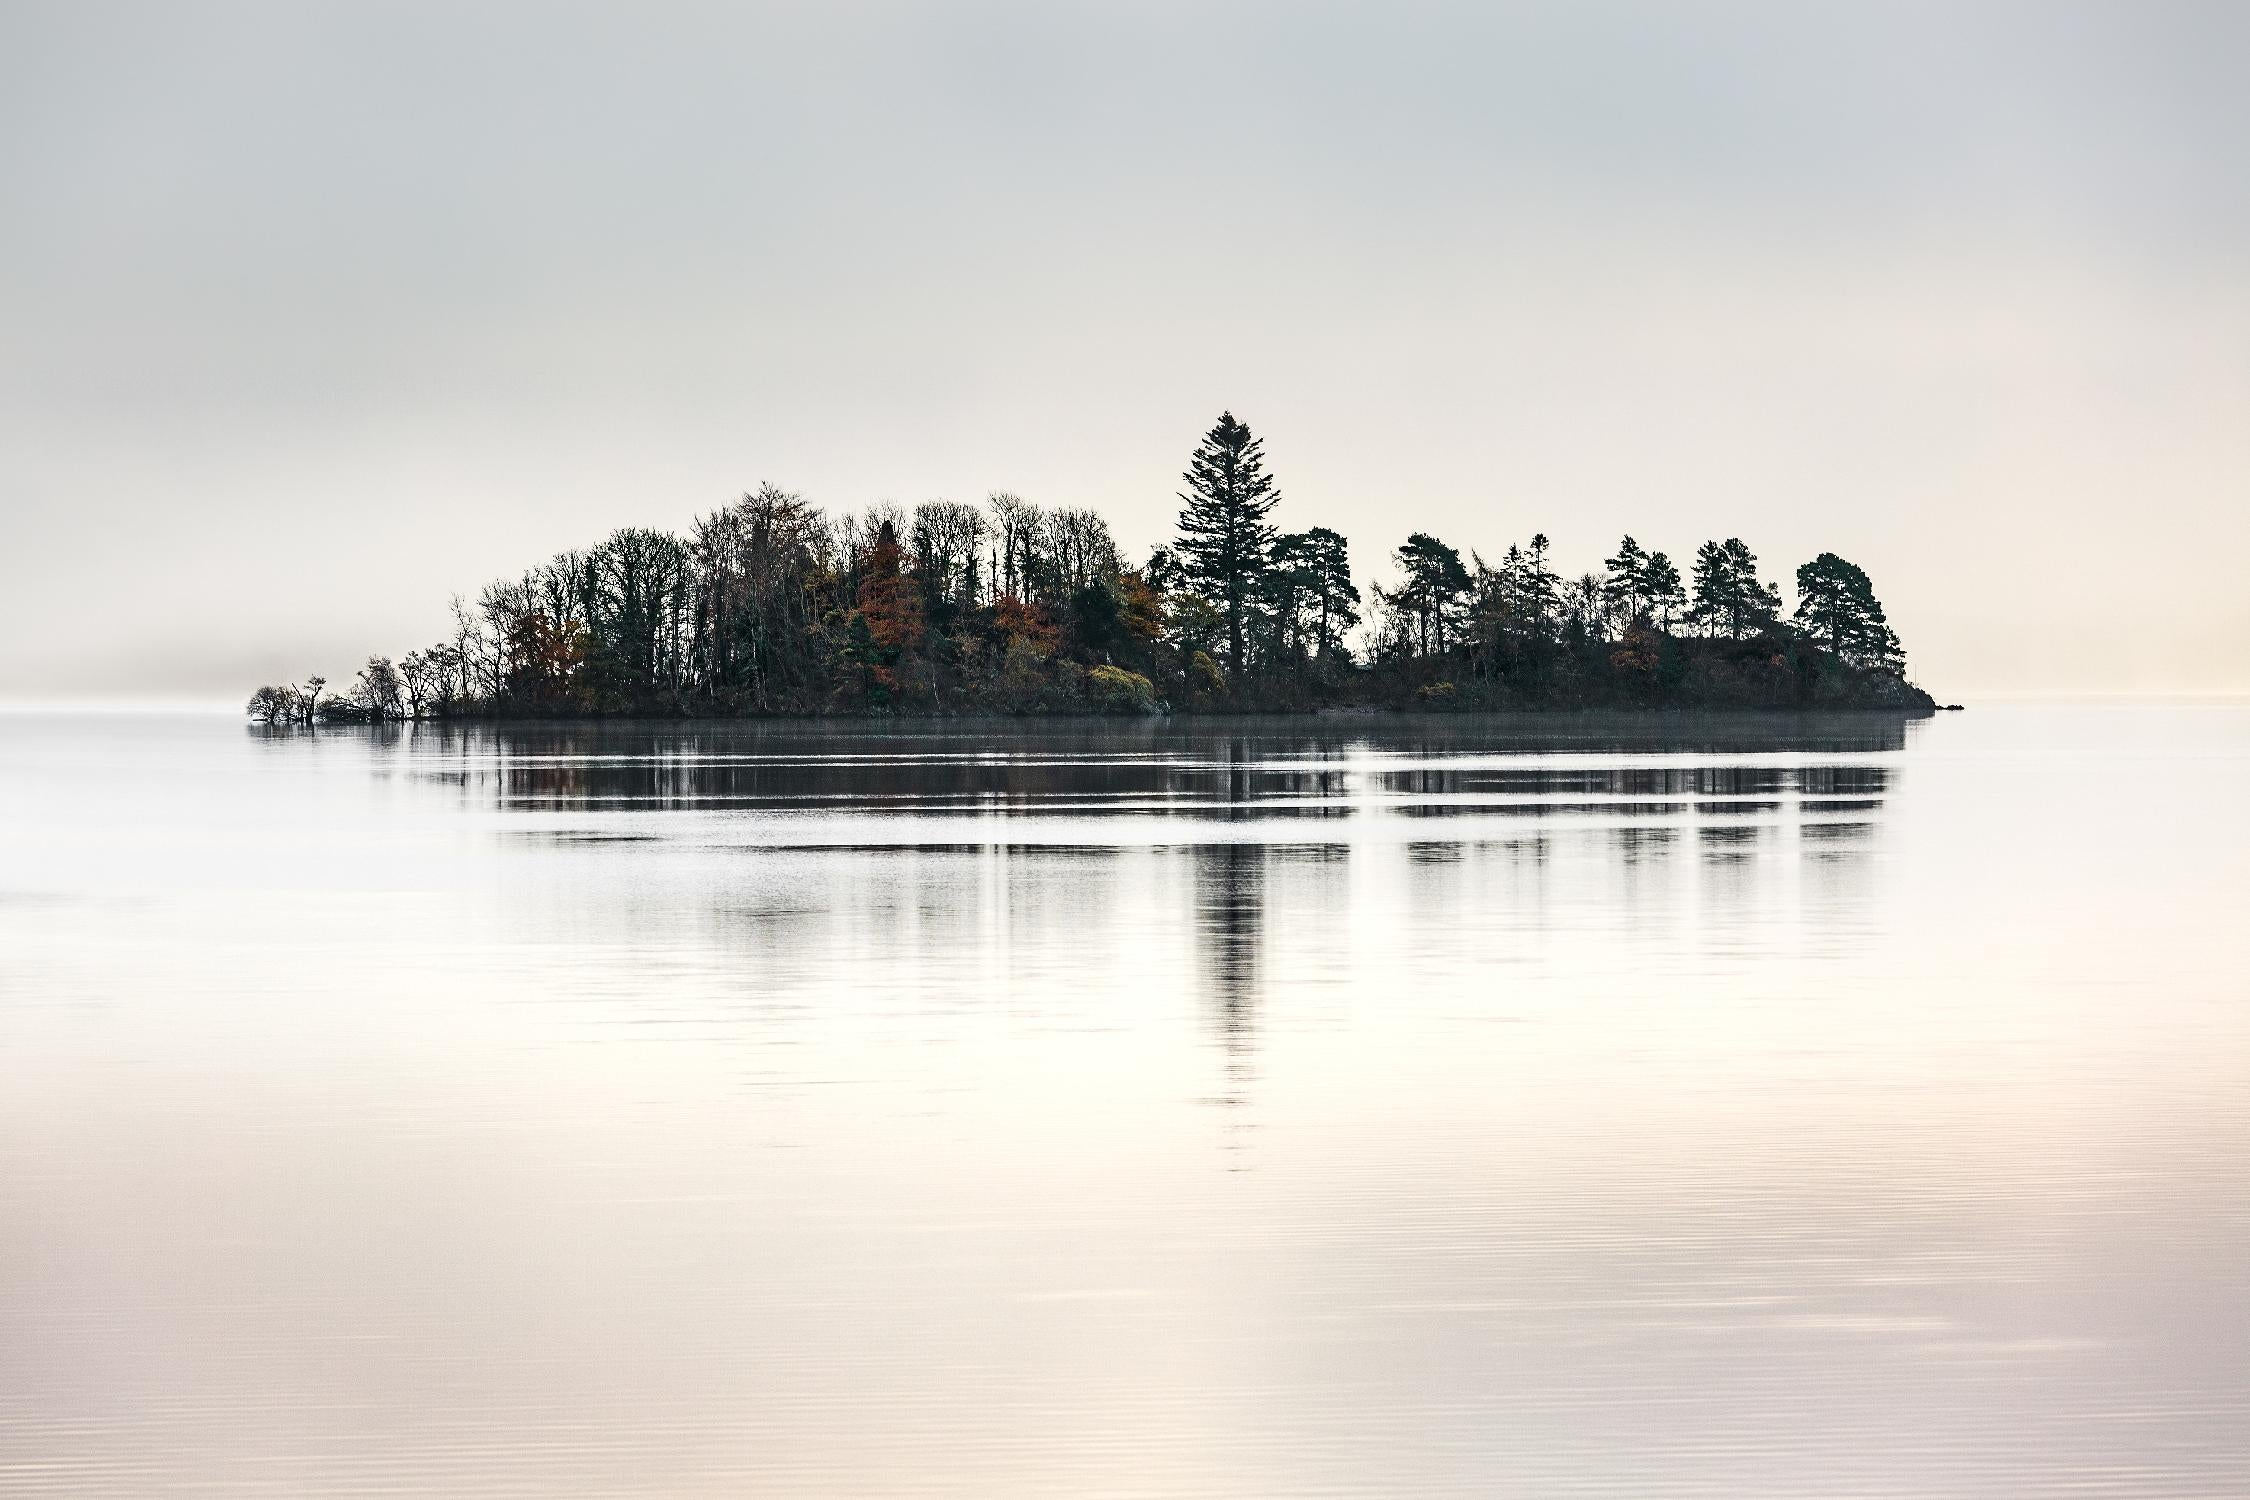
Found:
[249,413,1934,724]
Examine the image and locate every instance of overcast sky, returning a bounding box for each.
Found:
[3,1,2245,700]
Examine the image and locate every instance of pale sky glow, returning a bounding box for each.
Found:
[3,1,2245,699]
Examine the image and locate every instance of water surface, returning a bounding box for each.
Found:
[2,707,2245,1497]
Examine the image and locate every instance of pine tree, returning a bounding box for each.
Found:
[1689,540,1731,636]
[1692,537,1781,637]
[1522,534,1561,628]
[1721,538,1783,633]
[1175,412,1281,676]
[1794,552,1903,671]
[1394,532,1471,654]
[1643,551,1685,631]
[1265,532,1316,667]
[1602,535,1650,625]
[1302,526,1360,658]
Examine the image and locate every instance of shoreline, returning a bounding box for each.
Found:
[251,702,1943,730]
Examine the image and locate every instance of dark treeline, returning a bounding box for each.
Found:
[250,412,1930,724]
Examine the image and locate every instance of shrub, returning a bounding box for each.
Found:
[1087,664,1162,715]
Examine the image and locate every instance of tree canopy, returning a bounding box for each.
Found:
[249,414,1927,723]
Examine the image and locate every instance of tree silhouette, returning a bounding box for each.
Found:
[1795,552,1903,670]
[1643,551,1685,631]
[1690,537,1783,637]
[1602,534,1651,625]
[261,449,1932,721]
[1392,532,1472,654]
[1175,412,1281,675]
[1300,526,1360,658]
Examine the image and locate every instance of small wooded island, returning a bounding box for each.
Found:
[250,413,1934,724]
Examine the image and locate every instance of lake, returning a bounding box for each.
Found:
[1,706,2245,1497]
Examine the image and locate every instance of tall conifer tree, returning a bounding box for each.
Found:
[1176,412,1281,676]
[1643,552,1685,630]
[1602,535,1651,623]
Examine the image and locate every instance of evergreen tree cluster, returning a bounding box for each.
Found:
[1361,518,1919,709]
[251,413,1928,723]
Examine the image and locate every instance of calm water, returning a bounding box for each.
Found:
[1,707,2245,1498]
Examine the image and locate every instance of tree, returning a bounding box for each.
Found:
[1264,532,1316,668]
[1523,535,1561,627]
[1795,552,1903,671]
[853,518,925,695]
[450,594,492,700]
[1643,551,1685,631]
[1163,590,1225,667]
[1602,535,1651,626]
[1564,572,1606,636]
[586,527,690,701]
[1300,526,1360,659]
[1690,537,1782,637]
[1724,538,1783,632]
[1392,532,1472,655]
[504,611,587,708]
[1479,536,1560,638]
[1142,544,1182,596]
[1263,529,1356,670]
[691,483,821,710]
[397,650,432,717]
[355,656,405,721]
[1688,541,1730,635]
[909,500,987,619]
[988,492,1045,602]
[1175,411,1281,676]
[1045,507,1122,596]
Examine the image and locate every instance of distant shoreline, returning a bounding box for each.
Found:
[252,701,1940,730]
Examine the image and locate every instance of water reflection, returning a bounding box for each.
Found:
[327,714,1918,1112]
[348,713,1905,839]
[11,708,2247,1498]
[1193,841,1266,1126]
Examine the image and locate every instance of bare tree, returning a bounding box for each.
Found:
[987,492,1044,600]
[449,594,490,701]
[909,500,988,611]
[1046,507,1121,594]
[398,650,442,717]
[355,657,405,721]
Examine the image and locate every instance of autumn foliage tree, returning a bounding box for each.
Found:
[852,519,925,697]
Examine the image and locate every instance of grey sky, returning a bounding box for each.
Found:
[4,1,2245,699]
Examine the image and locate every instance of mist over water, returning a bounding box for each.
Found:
[2,707,2245,1497]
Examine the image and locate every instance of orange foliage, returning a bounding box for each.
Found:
[855,523,925,655]
[1608,622,1660,676]
[991,594,1059,656]
[507,611,588,699]
[1114,569,1166,643]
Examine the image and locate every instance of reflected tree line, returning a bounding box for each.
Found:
[252,413,1925,726]
[376,717,1905,813]
[353,724,1887,1107]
